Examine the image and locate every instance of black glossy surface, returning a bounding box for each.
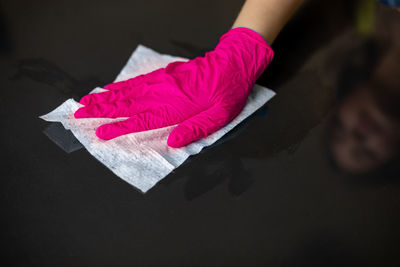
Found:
[1,1,399,266]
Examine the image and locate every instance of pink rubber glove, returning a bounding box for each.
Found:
[74,27,274,148]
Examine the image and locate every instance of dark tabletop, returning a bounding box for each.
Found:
[1,0,400,266]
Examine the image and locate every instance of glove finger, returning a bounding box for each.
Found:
[74,98,154,118]
[79,87,136,106]
[95,108,180,140]
[103,75,145,90]
[104,68,165,91]
[167,104,239,148]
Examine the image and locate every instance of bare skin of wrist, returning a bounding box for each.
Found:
[232,0,305,44]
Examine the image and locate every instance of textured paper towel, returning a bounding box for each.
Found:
[40,45,275,193]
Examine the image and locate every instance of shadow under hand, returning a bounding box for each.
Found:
[163,151,254,201]
[183,156,253,200]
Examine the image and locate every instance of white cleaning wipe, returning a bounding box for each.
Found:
[40,45,275,193]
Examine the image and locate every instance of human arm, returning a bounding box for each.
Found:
[232,0,305,44]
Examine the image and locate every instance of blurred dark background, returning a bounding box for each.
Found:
[1,0,400,266]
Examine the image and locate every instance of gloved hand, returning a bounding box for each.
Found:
[74,27,274,148]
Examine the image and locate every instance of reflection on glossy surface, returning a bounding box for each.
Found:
[328,36,400,174]
[330,86,400,173]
